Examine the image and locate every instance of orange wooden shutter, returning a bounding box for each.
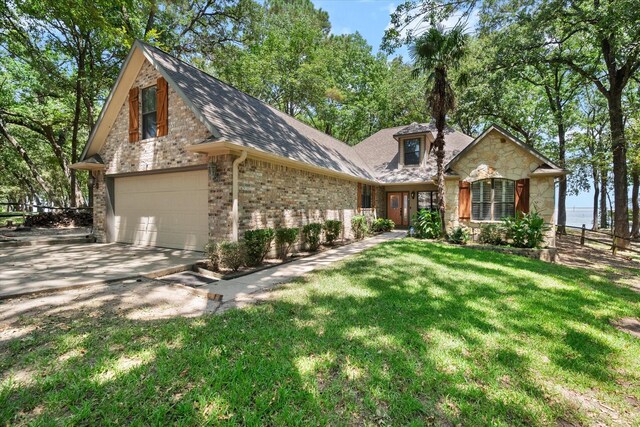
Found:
[515,178,530,215]
[357,183,362,213]
[458,181,470,220]
[156,77,168,137]
[128,87,140,142]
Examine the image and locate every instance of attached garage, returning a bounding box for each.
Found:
[113,169,209,251]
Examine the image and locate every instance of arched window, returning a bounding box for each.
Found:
[471,179,515,221]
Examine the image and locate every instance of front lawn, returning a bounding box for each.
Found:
[1,240,639,425]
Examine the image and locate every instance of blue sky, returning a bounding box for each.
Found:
[313,0,595,208]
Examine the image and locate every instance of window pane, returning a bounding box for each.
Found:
[361,184,372,209]
[471,180,491,221]
[404,138,420,165]
[143,113,157,139]
[142,86,157,114]
[493,179,515,220]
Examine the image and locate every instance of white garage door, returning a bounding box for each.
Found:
[114,170,208,251]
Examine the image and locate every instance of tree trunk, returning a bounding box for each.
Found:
[435,134,446,236]
[556,120,567,234]
[608,91,630,248]
[600,173,608,229]
[592,169,599,231]
[632,169,639,238]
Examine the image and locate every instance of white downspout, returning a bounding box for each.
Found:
[232,150,248,242]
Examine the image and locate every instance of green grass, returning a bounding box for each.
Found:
[0,212,25,227]
[1,240,640,425]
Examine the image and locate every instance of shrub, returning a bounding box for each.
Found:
[478,223,505,245]
[351,215,368,240]
[502,211,549,248]
[243,228,275,266]
[413,209,441,239]
[371,218,395,233]
[219,241,245,271]
[323,220,342,245]
[204,241,220,271]
[302,223,323,251]
[448,226,470,245]
[275,227,299,259]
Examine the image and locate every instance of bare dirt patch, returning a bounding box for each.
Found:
[612,317,640,339]
[556,234,640,292]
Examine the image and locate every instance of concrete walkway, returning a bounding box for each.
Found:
[203,231,405,303]
[0,243,204,299]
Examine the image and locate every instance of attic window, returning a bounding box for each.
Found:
[403,138,420,165]
[142,85,157,139]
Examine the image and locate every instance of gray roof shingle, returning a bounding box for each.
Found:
[354,124,474,183]
[140,42,376,180]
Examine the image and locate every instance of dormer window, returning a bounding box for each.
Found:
[403,138,421,165]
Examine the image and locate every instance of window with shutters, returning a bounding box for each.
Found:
[403,138,421,165]
[142,85,157,139]
[361,184,372,209]
[417,191,438,211]
[471,179,515,221]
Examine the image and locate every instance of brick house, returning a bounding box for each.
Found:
[72,41,566,251]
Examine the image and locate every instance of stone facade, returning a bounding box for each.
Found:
[444,129,557,246]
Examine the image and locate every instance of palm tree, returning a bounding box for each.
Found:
[410,25,468,236]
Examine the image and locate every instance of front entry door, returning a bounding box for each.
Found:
[387,192,409,227]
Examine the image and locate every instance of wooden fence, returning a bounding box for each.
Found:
[559,224,640,256]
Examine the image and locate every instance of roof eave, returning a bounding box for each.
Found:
[186,140,380,185]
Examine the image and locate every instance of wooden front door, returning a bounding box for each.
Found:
[387,192,409,226]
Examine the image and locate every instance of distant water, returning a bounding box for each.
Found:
[561,207,606,228]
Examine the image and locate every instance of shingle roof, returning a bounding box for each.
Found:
[393,122,434,137]
[139,42,376,180]
[354,124,474,183]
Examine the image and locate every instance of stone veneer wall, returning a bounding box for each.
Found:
[92,60,210,242]
[238,158,381,241]
[444,129,557,246]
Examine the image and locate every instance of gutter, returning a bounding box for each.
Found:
[232,150,248,242]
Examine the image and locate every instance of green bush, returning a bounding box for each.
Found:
[219,241,245,272]
[275,227,299,259]
[448,226,470,245]
[302,223,322,251]
[323,220,342,245]
[478,223,505,245]
[351,215,368,240]
[502,211,549,248]
[243,228,275,266]
[413,209,441,239]
[204,241,220,271]
[371,218,395,233]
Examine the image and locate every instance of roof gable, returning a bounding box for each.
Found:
[445,124,564,172]
[81,41,375,180]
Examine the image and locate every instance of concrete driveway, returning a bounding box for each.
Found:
[0,243,204,299]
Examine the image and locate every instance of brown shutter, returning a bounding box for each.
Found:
[371,186,376,210]
[357,183,362,213]
[458,181,470,221]
[128,87,140,142]
[515,178,530,215]
[156,77,168,137]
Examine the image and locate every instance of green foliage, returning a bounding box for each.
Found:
[478,224,505,246]
[204,241,220,271]
[302,223,322,251]
[275,227,299,259]
[351,215,368,240]
[322,220,342,245]
[447,225,470,245]
[502,211,550,248]
[371,218,395,233]
[218,241,245,272]
[243,228,275,266]
[413,209,441,239]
